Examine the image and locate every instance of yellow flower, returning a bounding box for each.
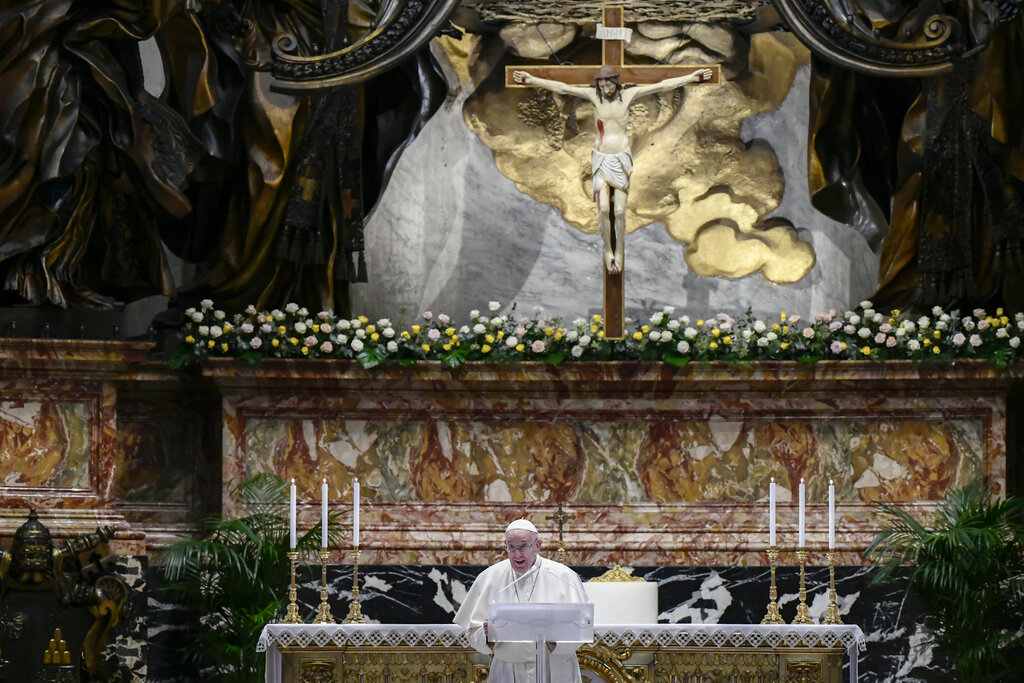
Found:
[451,335,460,345]
[221,343,228,352]
[544,327,554,337]
[497,331,505,340]
[290,337,299,346]
[482,344,492,353]
[841,341,847,350]
[923,338,932,346]
[185,335,195,344]
[412,325,421,334]
[711,328,720,338]
[633,331,643,341]
[782,325,789,335]
[860,346,871,355]
[933,330,941,339]
[593,314,602,323]
[312,324,320,333]
[771,322,780,331]
[781,311,787,322]
[301,346,309,355]
[443,343,451,351]
[696,319,704,327]
[780,341,788,350]
[272,339,280,347]
[1001,316,1010,326]
[485,334,495,343]
[358,315,369,324]
[401,331,411,339]
[888,317,895,325]
[709,341,719,349]
[223,323,232,332]
[997,307,1005,316]
[641,325,650,334]
[371,333,380,342]
[891,309,901,317]
[724,336,733,345]
[445,327,456,336]
[207,340,215,348]
[515,343,525,352]
[598,331,605,339]
[421,343,431,352]
[278,325,287,334]
[591,325,598,334]
[366,324,376,334]
[554,329,564,341]
[933,345,941,354]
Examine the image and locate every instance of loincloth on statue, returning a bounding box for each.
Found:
[591,149,633,197]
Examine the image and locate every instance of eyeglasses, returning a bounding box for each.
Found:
[504,541,536,554]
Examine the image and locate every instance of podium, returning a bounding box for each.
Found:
[488,603,594,683]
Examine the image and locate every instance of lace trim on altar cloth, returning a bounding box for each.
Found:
[258,623,866,654]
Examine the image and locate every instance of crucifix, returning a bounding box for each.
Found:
[507,6,720,340]
[546,502,576,564]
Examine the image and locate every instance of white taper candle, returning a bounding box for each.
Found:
[353,479,360,547]
[289,479,297,549]
[829,479,836,549]
[769,478,776,547]
[321,478,328,548]
[798,478,806,548]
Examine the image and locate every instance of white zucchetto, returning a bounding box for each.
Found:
[505,519,538,534]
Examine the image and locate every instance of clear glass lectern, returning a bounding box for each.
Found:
[487,603,594,683]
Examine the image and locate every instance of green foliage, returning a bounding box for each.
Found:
[865,485,1024,682]
[158,474,334,681]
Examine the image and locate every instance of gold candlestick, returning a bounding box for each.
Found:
[761,546,785,624]
[314,549,335,623]
[793,548,813,624]
[282,550,302,623]
[342,546,367,623]
[824,550,843,624]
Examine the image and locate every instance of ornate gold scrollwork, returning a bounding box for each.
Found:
[342,650,473,682]
[577,643,649,683]
[655,651,782,683]
[299,658,337,683]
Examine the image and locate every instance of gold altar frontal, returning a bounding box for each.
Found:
[260,624,865,683]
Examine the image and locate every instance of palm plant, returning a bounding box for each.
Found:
[159,474,338,681]
[865,484,1024,682]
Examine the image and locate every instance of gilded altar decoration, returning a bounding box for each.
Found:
[0,511,126,683]
[590,565,646,582]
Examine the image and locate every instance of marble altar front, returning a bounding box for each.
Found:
[259,623,866,683]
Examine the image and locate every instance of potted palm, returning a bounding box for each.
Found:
[865,484,1024,682]
[159,474,336,681]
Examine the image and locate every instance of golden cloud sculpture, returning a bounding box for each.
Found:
[458,24,815,283]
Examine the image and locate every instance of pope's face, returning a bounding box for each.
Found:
[505,529,541,573]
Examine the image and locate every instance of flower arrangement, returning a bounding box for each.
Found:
[173,300,1024,369]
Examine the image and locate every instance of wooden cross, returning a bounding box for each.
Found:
[506,6,720,340]
[546,502,575,563]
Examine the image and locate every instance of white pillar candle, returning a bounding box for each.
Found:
[353,479,360,547]
[828,479,836,550]
[321,478,329,549]
[798,478,806,548]
[769,478,776,547]
[289,479,297,549]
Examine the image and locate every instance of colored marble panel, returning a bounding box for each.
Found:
[0,399,92,488]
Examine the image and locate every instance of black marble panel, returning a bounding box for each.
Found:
[145,563,944,683]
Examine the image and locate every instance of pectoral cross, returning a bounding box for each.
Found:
[507,6,720,340]
[546,503,576,563]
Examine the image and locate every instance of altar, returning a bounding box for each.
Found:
[258,623,866,683]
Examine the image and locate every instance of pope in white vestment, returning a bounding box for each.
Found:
[453,519,588,683]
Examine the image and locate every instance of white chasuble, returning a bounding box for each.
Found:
[453,556,588,683]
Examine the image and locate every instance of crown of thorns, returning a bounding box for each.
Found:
[593,65,621,84]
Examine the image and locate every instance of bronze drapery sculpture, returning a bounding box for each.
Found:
[782,0,1024,312]
[0,0,451,316]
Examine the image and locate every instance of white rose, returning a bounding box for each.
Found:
[356,328,366,339]
[337,334,348,345]
[506,336,518,348]
[200,299,214,310]
[387,341,398,352]
[677,341,690,354]
[753,320,766,333]
[684,327,698,339]
[213,310,226,321]
[649,330,662,342]
[848,314,861,325]
[996,327,1008,339]
[757,337,769,347]
[383,327,395,338]
[661,331,673,342]
[1011,337,1021,348]
[663,306,675,315]
[198,325,210,336]
[766,331,777,342]
[650,312,664,325]
[351,339,364,352]
[908,340,921,351]
[858,327,871,338]
[294,322,307,334]
[190,311,204,323]
[285,302,299,314]
[859,300,873,309]
[566,330,578,342]
[571,345,584,358]
[488,301,501,311]
[667,319,680,331]
[210,326,223,338]
[580,335,591,346]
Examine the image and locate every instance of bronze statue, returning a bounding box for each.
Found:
[0,510,124,682]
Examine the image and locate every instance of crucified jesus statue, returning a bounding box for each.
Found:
[513,65,713,274]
